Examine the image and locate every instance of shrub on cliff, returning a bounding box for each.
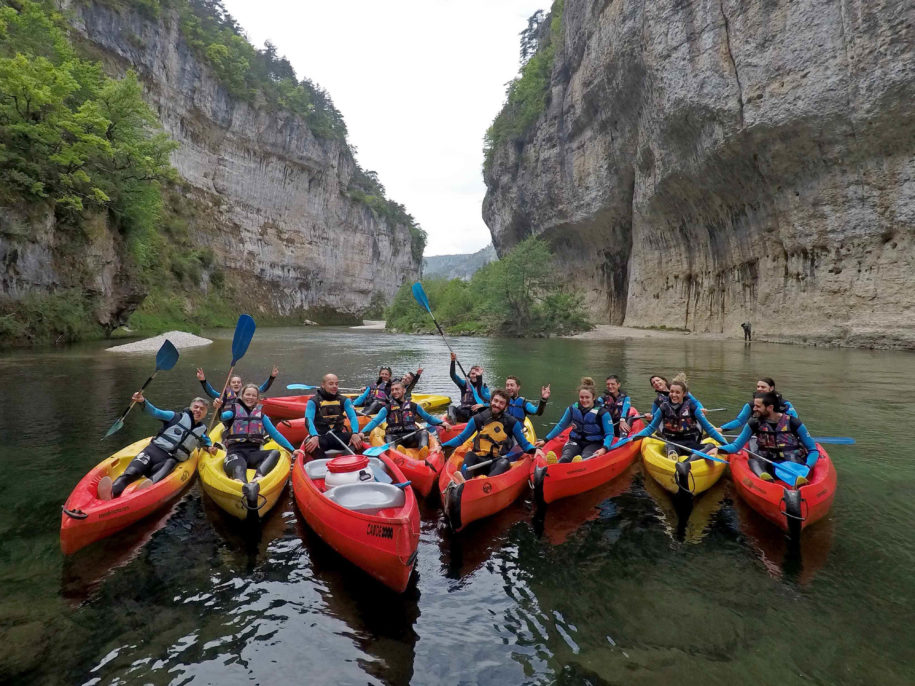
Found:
[386,237,591,337]
[483,0,564,173]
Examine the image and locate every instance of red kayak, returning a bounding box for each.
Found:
[291,452,419,592]
[438,444,533,532]
[276,415,372,446]
[263,393,360,421]
[729,444,837,538]
[60,437,198,555]
[532,411,645,506]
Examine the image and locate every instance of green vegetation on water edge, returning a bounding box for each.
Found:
[386,238,592,337]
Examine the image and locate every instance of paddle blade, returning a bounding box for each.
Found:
[775,461,810,485]
[103,418,124,438]
[230,314,256,364]
[411,282,431,312]
[369,463,393,484]
[286,383,317,391]
[155,339,180,371]
[813,436,856,445]
[363,445,387,457]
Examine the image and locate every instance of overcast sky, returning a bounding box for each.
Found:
[220,0,547,256]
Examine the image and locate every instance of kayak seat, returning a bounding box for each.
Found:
[305,457,387,481]
[325,482,405,513]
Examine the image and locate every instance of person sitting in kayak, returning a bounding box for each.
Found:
[214,383,304,508]
[447,352,491,422]
[353,366,393,415]
[503,376,550,421]
[98,393,217,500]
[443,389,541,480]
[645,374,704,422]
[721,377,797,431]
[536,378,617,463]
[401,367,423,398]
[362,381,450,450]
[716,391,818,482]
[598,375,632,436]
[196,366,278,406]
[627,375,726,459]
[304,373,365,458]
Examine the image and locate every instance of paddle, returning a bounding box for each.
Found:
[326,431,393,484]
[412,281,471,378]
[103,340,180,438]
[207,315,256,430]
[656,436,809,485]
[722,434,855,445]
[286,383,363,392]
[363,428,427,457]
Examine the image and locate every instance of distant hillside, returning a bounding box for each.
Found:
[423,244,497,281]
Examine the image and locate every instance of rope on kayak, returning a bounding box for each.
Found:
[61,506,88,519]
[240,492,269,512]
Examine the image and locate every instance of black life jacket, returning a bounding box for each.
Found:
[601,391,628,423]
[471,410,517,457]
[569,404,606,443]
[461,377,487,409]
[753,414,806,459]
[226,402,266,444]
[385,397,418,434]
[309,388,346,434]
[658,399,700,439]
[369,379,392,404]
[151,409,208,461]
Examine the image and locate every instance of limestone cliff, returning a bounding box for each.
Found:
[483,0,915,348]
[1,0,420,334]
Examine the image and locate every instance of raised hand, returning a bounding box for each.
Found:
[196,368,206,381]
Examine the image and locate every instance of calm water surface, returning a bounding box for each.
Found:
[1,327,913,685]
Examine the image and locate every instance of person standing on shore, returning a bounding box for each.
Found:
[741,322,752,341]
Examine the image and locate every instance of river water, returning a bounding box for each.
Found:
[1,327,912,685]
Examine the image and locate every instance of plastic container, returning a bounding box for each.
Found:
[325,454,375,488]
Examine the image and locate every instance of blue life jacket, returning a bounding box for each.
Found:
[569,404,606,443]
[506,396,528,420]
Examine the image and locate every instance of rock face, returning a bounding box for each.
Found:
[483,0,915,348]
[10,0,418,323]
[423,244,497,281]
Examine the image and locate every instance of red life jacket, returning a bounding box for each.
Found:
[755,414,805,457]
[659,399,699,438]
[227,403,266,444]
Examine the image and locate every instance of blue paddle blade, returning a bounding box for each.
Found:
[363,445,387,457]
[230,314,256,365]
[774,461,809,485]
[411,282,431,312]
[155,339,180,371]
[286,383,317,391]
[369,463,393,484]
[813,436,856,445]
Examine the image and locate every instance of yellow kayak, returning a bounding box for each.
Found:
[198,424,291,520]
[411,393,451,412]
[640,436,726,496]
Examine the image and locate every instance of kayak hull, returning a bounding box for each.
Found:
[60,438,198,555]
[291,453,419,592]
[368,427,445,497]
[198,424,292,520]
[730,444,836,536]
[640,436,727,496]
[533,411,644,506]
[438,446,532,532]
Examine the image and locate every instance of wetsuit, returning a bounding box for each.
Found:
[219,401,295,483]
[112,400,212,498]
[448,360,491,422]
[718,414,819,478]
[442,409,536,477]
[598,391,631,437]
[720,397,797,431]
[630,397,726,459]
[200,375,276,407]
[403,370,422,398]
[353,378,393,415]
[544,403,617,462]
[363,397,443,449]
[305,387,362,458]
[505,394,548,421]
